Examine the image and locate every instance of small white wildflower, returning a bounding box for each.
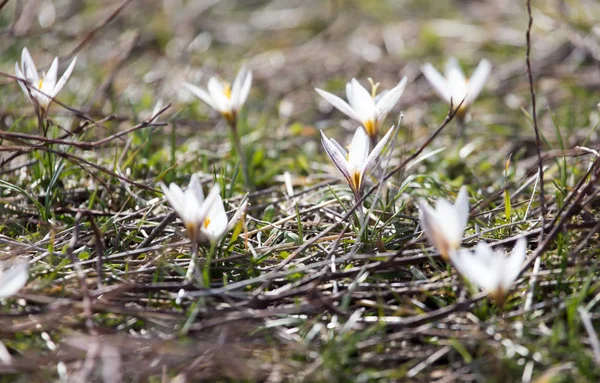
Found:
[421,57,491,119]
[419,187,469,261]
[321,125,395,199]
[450,238,528,302]
[184,66,252,124]
[315,77,407,140]
[15,47,76,111]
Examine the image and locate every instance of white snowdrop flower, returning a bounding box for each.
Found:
[419,186,469,261]
[421,57,491,119]
[184,66,252,124]
[315,77,407,140]
[0,262,29,299]
[450,238,528,302]
[160,175,247,245]
[15,47,77,111]
[321,125,395,200]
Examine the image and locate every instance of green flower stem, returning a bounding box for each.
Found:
[202,241,217,288]
[228,118,251,190]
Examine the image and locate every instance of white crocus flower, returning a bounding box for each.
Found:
[184,66,252,125]
[160,176,247,245]
[0,262,29,299]
[198,190,248,245]
[315,77,407,140]
[321,125,395,200]
[15,47,76,111]
[421,57,491,119]
[419,186,469,261]
[450,238,527,302]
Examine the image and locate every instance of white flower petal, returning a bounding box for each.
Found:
[345,81,353,103]
[201,194,228,242]
[320,130,351,183]
[421,63,451,104]
[198,184,221,225]
[21,48,39,85]
[163,182,186,218]
[465,58,491,106]
[237,69,252,110]
[347,127,370,172]
[434,198,464,247]
[347,78,377,123]
[330,138,348,158]
[418,186,469,259]
[231,66,252,110]
[14,62,29,98]
[445,57,468,106]
[376,77,407,122]
[51,56,76,98]
[364,124,395,172]
[451,247,498,293]
[41,57,58,96]
[419,201,450,257]
[315,88,361,122]
[184,82,217,110]
[231,66,246,104]
[0,262,29,298]
[208,77,230,113]
[188,174,205,204]
[502,238,527,291]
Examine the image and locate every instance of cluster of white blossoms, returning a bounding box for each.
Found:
[12,46,521,301]
[312,59,523,304]
[419,189,528,302]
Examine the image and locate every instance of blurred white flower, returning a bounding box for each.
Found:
[315,77,407,140]
[0,262,29,298]
[419,186,469,261]
[184,66,252,124]
[37,0,56,28]
[450,238,527,302]
[160,175,218,242]
[421,57,491,118]
[321,125,395,199]
[160,175,247,245]
[15,47,76,111]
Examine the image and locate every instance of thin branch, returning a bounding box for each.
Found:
[526,0,546,244]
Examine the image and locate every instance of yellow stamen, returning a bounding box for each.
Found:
[367,78,380,98]
[38,79,43,89]
[363,119,377,137]
[351,171,362,191]
[203,217,211,228]
[223,83,232,99]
